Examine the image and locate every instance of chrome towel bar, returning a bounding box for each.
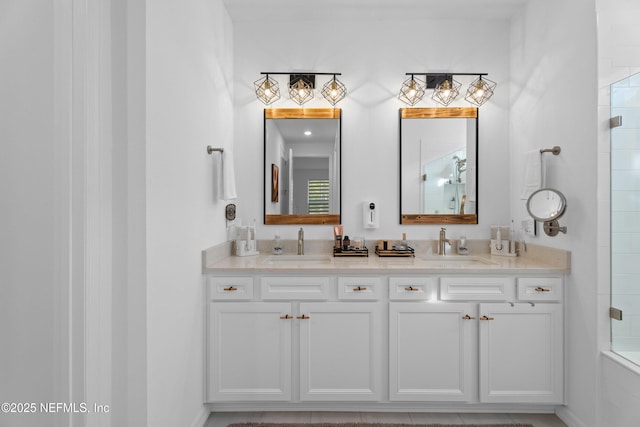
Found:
[539,146,561,155]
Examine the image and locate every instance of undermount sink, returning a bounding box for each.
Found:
[420,255,497,266]
[264,255,332,265]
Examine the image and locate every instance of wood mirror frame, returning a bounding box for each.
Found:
[399,107,478,224]
[264,108,341,225]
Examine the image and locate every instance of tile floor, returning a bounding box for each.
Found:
[204,411,567,427]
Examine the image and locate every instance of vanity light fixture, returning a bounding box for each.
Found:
[431,76,462,106]
[254,73,280,105]
[321,74,347,105]
[254,72,346,106]
[400,72,496,107]
[289,74,315,105]
[464,75,497,106]
[398,75,426,106]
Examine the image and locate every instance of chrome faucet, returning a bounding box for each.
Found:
[297,227,304,255]
[438,227,451,255]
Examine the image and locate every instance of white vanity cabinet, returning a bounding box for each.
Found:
[206,276,383,403]
[299,302,382,401]
[479,302,563,403]
[208,301,292,401]
[205,271,564,408]
[389,276,564,405]
[389,302,476,401]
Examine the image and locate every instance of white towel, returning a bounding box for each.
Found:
[221,149,237,200]
[213,149,237,201]
[520,149,542,200]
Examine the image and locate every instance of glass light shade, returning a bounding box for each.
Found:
[398,76,425,106]
[432,77,461,106]
[254,75,280,105]
[465,76,496,106]
[289,78,314,105]
[321,76,347,105]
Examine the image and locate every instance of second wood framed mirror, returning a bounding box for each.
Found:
[399,107,478,224]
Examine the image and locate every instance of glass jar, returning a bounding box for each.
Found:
[272,235,283,255]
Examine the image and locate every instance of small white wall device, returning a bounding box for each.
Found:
[363,201,379,229]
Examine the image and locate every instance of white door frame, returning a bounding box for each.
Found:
[54,1,113,425]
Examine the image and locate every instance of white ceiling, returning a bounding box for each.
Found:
[223,0,527,23]
[273,118,338,145]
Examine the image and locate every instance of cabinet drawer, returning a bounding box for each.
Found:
[208,276,253,300]
[517,277,563,302]
[338,277,383,300]
[261,277,330,300]
[388,277,434,300]
[440,277,514,301]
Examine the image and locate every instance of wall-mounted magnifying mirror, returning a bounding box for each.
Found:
[400,107,478,224]
[264,108,341,225]
[526,188,568,236]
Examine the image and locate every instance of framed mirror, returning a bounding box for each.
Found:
[264,108,341,225]
[399,107,478,224]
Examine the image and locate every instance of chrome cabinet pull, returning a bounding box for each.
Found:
[535,286,551,292]
[223,286,237,291]
[353,286,367,291]
[480,315,495,321]
[296,314,310,320]
[462,314,477,320]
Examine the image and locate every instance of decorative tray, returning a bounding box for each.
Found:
[333,247,369,257]
[375,246,415,257]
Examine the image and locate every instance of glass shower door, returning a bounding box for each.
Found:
[611,72,640,365]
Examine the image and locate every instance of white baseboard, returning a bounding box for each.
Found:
[190,406,211,427]
[556,406,588,427]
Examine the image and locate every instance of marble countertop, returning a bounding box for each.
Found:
[202,240,570,275]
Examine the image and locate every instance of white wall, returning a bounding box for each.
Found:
[232,17,511,243]
[596,0,640,425]
[0,2,56,425]
[146,1,233,426]
[508,0,598,425]
[265,121,285,214]
[111,0,148,425]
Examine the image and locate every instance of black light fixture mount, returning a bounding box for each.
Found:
[289,74,316,89]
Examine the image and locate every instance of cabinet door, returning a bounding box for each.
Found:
[389,302,476,401]
[299,302,382,401]
[479,303,563,403]
[207,302,292,402]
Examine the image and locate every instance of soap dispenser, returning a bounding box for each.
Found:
[363,201,379,229]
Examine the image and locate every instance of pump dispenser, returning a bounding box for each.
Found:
[363,201,379,229]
